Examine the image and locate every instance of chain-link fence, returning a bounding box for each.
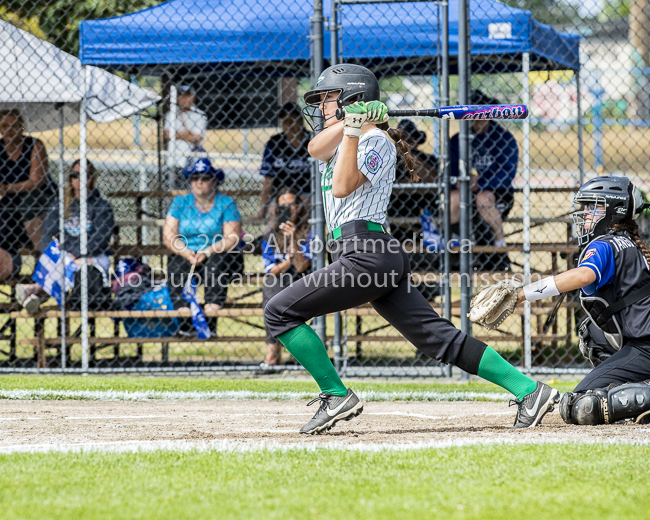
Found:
[0,0,645,374]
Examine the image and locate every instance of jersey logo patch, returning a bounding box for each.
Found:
[582,249,596,261]
[365,150,383,174]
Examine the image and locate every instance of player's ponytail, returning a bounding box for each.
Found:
[377,123,419,182]
[611,219,650,266]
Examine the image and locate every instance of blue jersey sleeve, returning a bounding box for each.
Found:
[579,240,615,296]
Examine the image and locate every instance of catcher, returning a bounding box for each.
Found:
[469,176,650,426]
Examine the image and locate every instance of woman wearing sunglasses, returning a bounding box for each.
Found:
[15,159,114,313]
[163,157,243,336]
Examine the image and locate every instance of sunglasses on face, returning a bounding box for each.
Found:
[190,174,214,182]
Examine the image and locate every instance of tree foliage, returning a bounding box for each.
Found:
[600,0,630,20]
[4,0,162,56]
[499,0,584,25]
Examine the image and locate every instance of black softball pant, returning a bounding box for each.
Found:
[264,229,487,373]
[574,344,650,392]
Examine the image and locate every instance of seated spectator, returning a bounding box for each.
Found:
[260,189,312,370]
[449,90,518,247]
[164,85,207,172]
[256,102,312,229]
[388,119,439,243]
[0,109,57,281]
[15,159,114,313]
[163,158,243,336]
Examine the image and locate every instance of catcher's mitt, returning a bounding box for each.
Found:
[468,279,523,330]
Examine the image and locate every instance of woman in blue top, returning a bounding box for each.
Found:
[163,158,243,335]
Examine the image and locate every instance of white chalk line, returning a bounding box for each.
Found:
[365,411,513,420]
[0,411,510,424]
[65,415,169,420]
[0,389,511,402]
[0,415,174,421]
[1,436,649,455]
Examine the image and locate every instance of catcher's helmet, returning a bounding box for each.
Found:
[572,176,647,245]
[303,64,380,130]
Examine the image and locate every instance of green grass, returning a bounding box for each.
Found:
[0,375,579,396]
[0,444,648,519]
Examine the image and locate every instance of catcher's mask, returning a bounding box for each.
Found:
[302,64,381,131]
[572,176,648,246]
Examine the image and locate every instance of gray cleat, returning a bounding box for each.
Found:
[300,388,364,434]
[511,382,560,429]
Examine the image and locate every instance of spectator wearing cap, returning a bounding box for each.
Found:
[388,119,439,243]
[164,85,208,170]
[256,102,311,228]
[15,159,114,313]
[163,158,243,335]
[449,90,519,247]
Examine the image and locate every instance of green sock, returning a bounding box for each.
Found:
[476,346,537,400]
[277,324,347,396]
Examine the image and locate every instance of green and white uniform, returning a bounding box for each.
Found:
[265,123,539,411]
[320,129,395,231]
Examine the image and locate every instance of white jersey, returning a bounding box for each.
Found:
[165,105,208,168]
[320,128,396,232]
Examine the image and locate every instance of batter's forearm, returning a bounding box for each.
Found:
[308,121,344,161]
[332,136,365,198]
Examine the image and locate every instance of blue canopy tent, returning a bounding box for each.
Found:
[79,0,579,75]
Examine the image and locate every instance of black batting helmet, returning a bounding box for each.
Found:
[303,64,380,130]
[572,176,648,245]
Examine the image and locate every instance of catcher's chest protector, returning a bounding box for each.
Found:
[579,233,650,349]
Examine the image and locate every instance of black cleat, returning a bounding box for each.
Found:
[299,388,364,434]
[511,382,560,429]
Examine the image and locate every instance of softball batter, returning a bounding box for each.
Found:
[264,64,558,434]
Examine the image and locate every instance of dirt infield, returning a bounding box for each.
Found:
[1,399,649,452]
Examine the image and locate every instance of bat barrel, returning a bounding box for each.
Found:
[438,104,528,120]
[334,105,527,121]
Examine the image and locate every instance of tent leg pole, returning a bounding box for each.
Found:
[58,104,67,371]
[522,52,532,371]
[310,0,327,344]
[168,85,178,191]
[577,69,584,185]
[80,65,89,374]
[458,0,471,380]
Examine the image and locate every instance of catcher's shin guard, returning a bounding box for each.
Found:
[606,382,650,423]
[559,389,607,425]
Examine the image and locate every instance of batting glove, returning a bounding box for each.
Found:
[366,101,389,124]
[343,102,368,138]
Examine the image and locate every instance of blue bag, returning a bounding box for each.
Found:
[122,284,179,338]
